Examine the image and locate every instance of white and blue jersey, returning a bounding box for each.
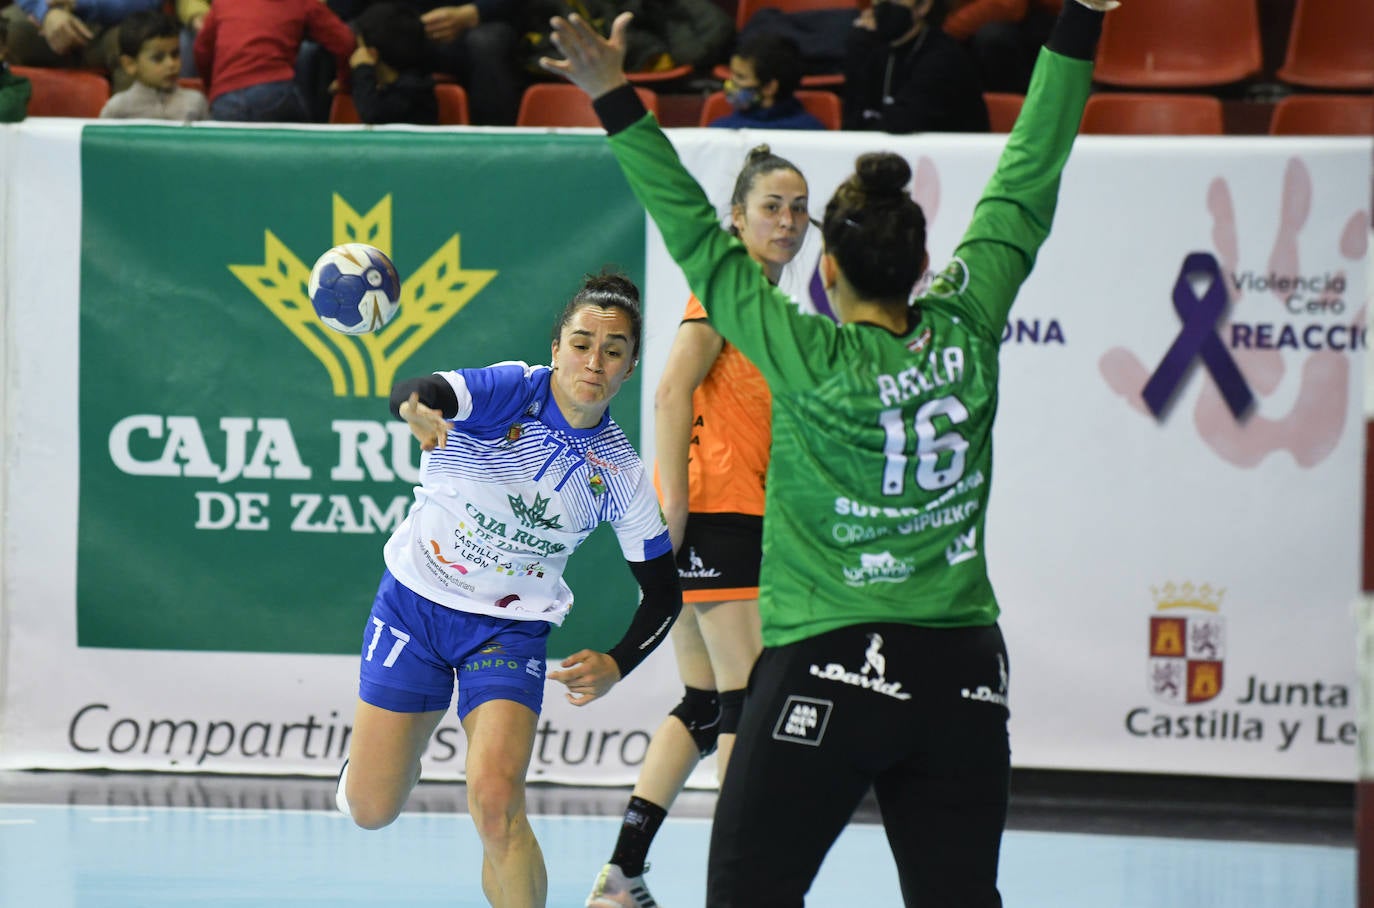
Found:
[382,361,671,625]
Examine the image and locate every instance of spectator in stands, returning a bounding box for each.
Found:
[349,2,437,125]
[843,0,989,133]
[2,0,162,93]
[0,17,33,122]
[708,32,826,130]
[194,0,354,122]
[410,0,525,125]
[944,0,1059,93]
[100,11,208,119]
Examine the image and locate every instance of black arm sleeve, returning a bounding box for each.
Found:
[592,84,649,136]
[1046,1,1105,61]
[390,375,460,419]
[606,551,683,678]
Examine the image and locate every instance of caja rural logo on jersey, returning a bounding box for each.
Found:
[230,193,498,397]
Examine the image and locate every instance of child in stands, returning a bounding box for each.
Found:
[194,0,354,122]
[349,2,437,125]
[708,32,825,130]
[100,11,208,120]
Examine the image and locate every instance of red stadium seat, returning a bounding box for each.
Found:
[1080,93,1225,136]
[697,89,841,129]
[435,83,470,125]
[516,83,659,127]
[1269,94,1374,136]
[330,85,470,125]
[983,92,1024,133]
[1093,0,1261,89]
[733,0,861,31]
[626,63,695,86]
[1277,0,1374,90]
[328,93,362,124]
[12,66,110,118]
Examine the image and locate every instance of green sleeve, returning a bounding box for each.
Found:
[944,48,1094,340]
[0,78,31,123]
[606,116,843,392]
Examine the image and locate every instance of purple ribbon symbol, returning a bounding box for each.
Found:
[808,268,838,322]
[1141,252,1253,420]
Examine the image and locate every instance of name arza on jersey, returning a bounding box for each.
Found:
[876,347,967,407]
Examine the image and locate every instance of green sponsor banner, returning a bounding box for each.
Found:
[79,126,645,655]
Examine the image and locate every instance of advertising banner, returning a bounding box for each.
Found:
[1,122,1368,783]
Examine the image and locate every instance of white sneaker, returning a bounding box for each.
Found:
[334,760,351,818]
[585,862,659,907]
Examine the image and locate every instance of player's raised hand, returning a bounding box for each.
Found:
[547,649,622,706]
[399,391,453,451]
[537,12,632,99]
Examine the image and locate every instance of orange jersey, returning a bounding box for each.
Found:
[657,294,772,517]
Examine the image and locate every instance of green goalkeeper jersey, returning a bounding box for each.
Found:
[608,48,1093,647]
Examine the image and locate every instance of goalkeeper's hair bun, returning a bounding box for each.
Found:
[822,152,927,302]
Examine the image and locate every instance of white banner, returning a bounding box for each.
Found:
[1,121,1369,783]
[644,129,1370,782]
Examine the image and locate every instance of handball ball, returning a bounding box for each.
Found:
[307,243,402,335]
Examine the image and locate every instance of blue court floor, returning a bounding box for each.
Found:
[0,772,1355,907]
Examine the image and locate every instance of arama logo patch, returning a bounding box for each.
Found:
[230,193,498,397]
[772,695,833,746]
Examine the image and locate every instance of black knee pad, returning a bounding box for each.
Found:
[718,688,746,736]
[669,686,721,757]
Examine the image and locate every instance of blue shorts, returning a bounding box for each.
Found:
[356,570,550,720]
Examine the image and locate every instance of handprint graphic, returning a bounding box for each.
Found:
[1100,157,1367,468]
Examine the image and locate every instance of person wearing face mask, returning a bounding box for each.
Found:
[708,32,826,130]
[842,0,990,133]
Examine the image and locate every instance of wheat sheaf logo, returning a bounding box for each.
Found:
[509,492,563,531]
[229,194,497,397]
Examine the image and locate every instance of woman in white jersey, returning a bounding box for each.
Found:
[336,272,682,908]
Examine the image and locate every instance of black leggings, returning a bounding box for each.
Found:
[707,622,1011,907]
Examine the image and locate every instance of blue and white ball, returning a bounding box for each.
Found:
[307,243,402,335]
